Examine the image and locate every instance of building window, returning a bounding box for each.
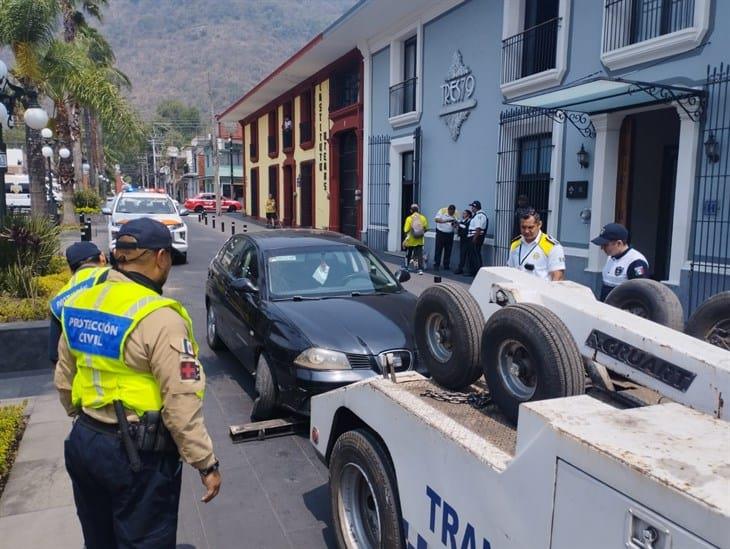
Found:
[282,101,293,151]
[516,134,553,231]
[330,64,360,111]
[502,0,559,84]
[601,0,710,69]
[268,165,278,200]
[268,111,278,157]
[299,90,313,145]
[500,0,570,99]
[249,120,259,161]
[389,36,418,117]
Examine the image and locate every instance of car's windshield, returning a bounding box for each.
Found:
[266,245,400,299]
[115,197,176,214]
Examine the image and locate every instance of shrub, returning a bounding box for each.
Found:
[0,296,49,322]
[0,214,61,275]
[47,255,68,275]
[2,265,39,299]
[73,189,102,210]
[75,206,101,215]
[0,403,26,477]
[35,271,71,298]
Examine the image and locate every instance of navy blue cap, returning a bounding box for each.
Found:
[116,218,172,250]
[66,241,102,271]
[591,223,629,245]
[469,200,482,209]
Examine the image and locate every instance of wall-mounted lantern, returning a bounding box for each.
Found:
[577,144,589,169]
[704,132,720,163]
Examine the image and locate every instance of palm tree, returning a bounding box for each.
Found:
[0,0,59,214]
[0,0,142,224]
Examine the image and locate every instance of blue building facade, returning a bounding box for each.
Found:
[355,0,728,313]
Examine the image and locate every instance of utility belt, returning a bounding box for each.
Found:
[78,405,177,456]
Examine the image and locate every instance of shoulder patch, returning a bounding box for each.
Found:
[179,359,200,381]
[510,237,521,251]
[538,234,556,255]
[544,234,559,245]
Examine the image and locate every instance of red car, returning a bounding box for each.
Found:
[184,193,242,213]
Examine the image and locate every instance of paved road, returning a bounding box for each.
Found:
[169,215,336,549]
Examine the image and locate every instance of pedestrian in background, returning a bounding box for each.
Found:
[508,210,565,281]
[55,218,221,549]
[265,194,277,227]
[403,203,428,275]
[465,200,488,277]
[591,222,649,300]
[433,204,457,271]
[513,194,532,237]
[454,209,473,275]
[48,242,109,364]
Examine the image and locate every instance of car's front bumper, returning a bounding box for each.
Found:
[294,367,378,393]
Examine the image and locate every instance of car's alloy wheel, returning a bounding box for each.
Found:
[206,305,224,350]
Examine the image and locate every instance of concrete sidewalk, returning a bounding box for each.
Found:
[0,393,81,548]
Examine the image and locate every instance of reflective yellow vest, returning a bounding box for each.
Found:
[61,279,201,416]
[50,266,110,320]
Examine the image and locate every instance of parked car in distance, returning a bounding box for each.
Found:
[184,193,241,213]
[102,191,190,263]
[205,230,418,419]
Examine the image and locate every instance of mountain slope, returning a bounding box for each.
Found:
[99,0,357,117]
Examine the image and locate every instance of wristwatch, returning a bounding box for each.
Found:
[199,460,220,478]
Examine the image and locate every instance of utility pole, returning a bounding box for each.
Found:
[149,135,158,189]
[207,72,221,216]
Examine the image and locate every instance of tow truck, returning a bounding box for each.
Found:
[309,268,730,548]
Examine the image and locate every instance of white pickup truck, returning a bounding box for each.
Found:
[310,268,730,549]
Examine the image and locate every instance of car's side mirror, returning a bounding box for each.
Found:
[101,207,112,215]
[231,277,258,293]
[179,208,190,216]
[395,268,411,283]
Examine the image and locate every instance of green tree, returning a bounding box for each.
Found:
[154,99,202,143]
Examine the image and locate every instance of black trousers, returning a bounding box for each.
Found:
[433,230,454,268]
[65,419,182,549]
[456,237,470,272]
[405,245,424,270]
[466,235,485,276]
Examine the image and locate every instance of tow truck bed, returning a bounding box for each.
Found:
[312,373,730,547]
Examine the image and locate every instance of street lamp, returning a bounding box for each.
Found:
[40,128,71,219]
[227,135,234,202]
[0,59,50,226]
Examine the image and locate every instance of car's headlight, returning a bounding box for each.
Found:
[168,223,184,230]
[294,348,351,370]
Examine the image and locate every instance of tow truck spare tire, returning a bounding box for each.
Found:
[605,278,684,331]
[415,283,484,390]
[481,304,585,423]
[330,429,404,549]
[685,291,730,350]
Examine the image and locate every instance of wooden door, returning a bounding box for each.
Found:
[615,116,634,228]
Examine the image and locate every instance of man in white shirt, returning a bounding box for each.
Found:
[591,222,649,300]
[465,200,488,277]
[508,210,565,281]
[433,204,457,270]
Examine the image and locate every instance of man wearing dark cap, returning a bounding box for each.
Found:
[464,200,488,276]
[55,218,221,548]
[591,222,649,301]
[48,242,109,364]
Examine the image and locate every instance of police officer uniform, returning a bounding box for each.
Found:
[507,231,565,281]
[48,242,109,364]
[466,200,488,276]
[55,219,218,549]
[591,223,649,300]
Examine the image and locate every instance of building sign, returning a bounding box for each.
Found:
[316,83,328,192]
[439,50,477,141]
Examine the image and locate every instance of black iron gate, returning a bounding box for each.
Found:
[494,107,555,266]
[367,135,390,251]
[689,64,730,312]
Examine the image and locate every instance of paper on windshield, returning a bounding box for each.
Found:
[312,263,330,285]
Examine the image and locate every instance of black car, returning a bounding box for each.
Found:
[205,230,417,418]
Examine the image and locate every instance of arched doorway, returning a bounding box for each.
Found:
[338,130,358,237]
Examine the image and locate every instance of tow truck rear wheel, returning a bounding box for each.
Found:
[605,279,684,331]
[482,304,585,424]
[330,429,404,549]
[685,291,730,350]
[415,283,484,389]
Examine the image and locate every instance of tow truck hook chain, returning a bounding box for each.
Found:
[420,389,491,409]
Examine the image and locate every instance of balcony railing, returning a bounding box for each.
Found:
[299,121,312,144]
[249,143,257,159]
[603,0,695,52]
[501,17,560,84]
[267,135,277,155]
[389,77,417,118]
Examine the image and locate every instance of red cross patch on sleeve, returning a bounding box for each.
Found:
[180,360,200,381]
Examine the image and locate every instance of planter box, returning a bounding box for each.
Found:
[0,320,52,373]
